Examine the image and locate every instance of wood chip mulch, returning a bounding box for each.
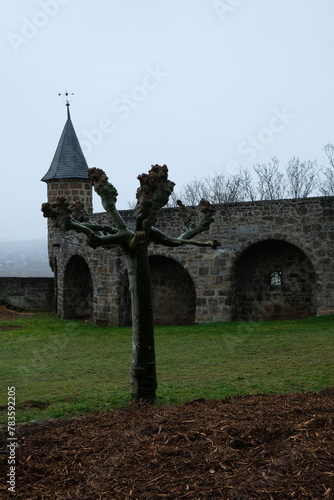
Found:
[1,388,334,499]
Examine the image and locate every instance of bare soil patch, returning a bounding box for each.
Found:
[0,305,31,331]
[0,305,31,321]
[0,325,23,332]
[1,389,333,499]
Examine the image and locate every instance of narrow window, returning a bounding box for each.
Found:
[270,271,282,286]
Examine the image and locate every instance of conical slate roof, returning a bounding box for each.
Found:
[41,107,88,182]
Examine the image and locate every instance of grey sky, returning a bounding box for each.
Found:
[2,0,334,242]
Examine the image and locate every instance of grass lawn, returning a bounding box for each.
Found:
[1,313,334,424]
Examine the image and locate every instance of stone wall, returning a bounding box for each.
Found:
[46,179,93,213]
[47,196,334,325]
[0,277,55,311]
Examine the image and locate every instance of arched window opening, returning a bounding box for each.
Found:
[270,271,282,286]
[63,256,93,319]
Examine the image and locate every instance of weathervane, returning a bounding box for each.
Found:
[58,90,74,119]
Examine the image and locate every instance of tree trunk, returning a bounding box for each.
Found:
[126,242,157,402]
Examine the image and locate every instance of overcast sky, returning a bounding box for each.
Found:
[2,0,334,242]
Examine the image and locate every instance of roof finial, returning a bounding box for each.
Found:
[58,90,74,120]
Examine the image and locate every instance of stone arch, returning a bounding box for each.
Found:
[229,234,318,279]
[232,239,317,321]
[150,255,196,325]
[63,255,93,319]
[119,255,196,326]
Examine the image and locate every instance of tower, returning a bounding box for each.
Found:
[42,95,93,296]
[41,97,92,213]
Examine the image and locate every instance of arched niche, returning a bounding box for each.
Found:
[232,239,317,321]
[63,255,93,319]
[150,255,196,326]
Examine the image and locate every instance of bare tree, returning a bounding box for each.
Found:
[172,168,257,206]
[42,165,220,403]
[324,143,334,168]
[253,157,286,200]
[204,172,244,204]
[238,167,257,201]
[171,178,207,206]
[319,143,334,196]
[161,152,322,210]
[285,156,319,198]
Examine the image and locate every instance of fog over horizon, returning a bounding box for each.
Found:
[2,0,334,243]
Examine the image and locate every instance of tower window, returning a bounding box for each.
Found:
[270,271,282,286]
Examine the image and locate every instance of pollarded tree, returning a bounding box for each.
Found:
[42,165,220,403]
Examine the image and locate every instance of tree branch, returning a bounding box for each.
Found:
[178,199,215,240]
[88,168,128,231]
[41,198,132,249]
[80,222,119,234]
[176,199,195,231]
[68,220,132,248]
[150,227,220,249]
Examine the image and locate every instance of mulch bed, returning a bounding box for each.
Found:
[1,389,334,499]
